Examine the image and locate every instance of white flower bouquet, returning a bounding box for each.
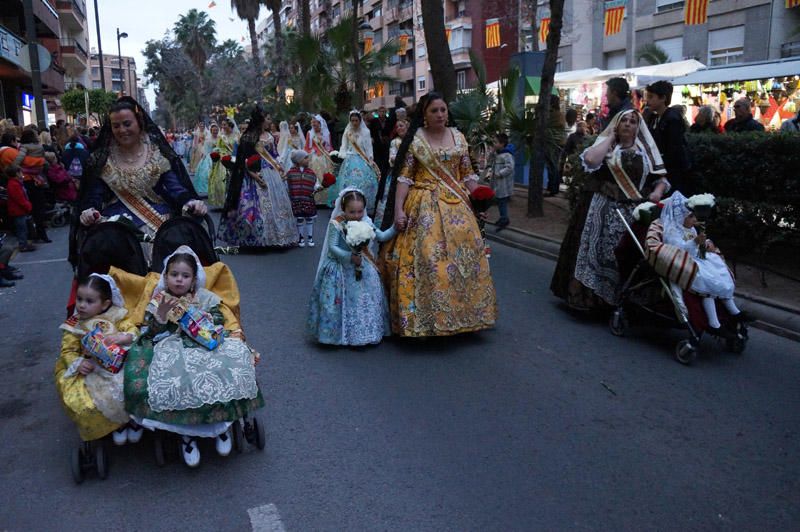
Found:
[687,193,715,210]
[633,201,657,222]
[343,220,376,280]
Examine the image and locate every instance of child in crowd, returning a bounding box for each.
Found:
[486,133,514,231]
[661,192,748,338]
[125,246,263,467]
[285,149,318,247]
[308,188,396,346]
[55,274,141,444]
[3,165,35,252]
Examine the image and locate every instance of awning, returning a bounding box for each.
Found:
[554,60,705,87]
[669,58,800,85]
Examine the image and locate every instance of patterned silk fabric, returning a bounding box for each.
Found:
[381,129,497,336]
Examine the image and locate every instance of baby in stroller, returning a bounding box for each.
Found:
[659,192,747,339]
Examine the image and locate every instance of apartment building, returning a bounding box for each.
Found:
[0,0,65,124]
[89,53,138,97]
[540,0,800,72]
[56,0,91,91]
[254,0,525,110]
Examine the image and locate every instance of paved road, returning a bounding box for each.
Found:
[1,216,798,531]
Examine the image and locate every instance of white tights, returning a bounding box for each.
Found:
[702,297,741,328]
[296,217,315,240]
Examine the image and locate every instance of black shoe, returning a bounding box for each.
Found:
[707,325,736,340]
[0,278,15,288]
[5,265,19,273]
[18,244,37,252]
[495,222,509,233]
[37,237,53,243]
[1,270,23,280]
[732,311,754,323]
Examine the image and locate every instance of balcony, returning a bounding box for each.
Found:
[60,38,89,71]
[56,0,87,31]
[782,41,800,59]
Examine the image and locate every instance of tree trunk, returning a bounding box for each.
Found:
[269,0,285,99]
[248,17,261,73]
[528,0,563,218]
[421,0,456,103]
[351,0,364,109]
[301,0,311,37]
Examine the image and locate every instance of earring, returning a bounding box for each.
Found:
[424,118,429,128]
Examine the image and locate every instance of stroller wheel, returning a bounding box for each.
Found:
[70,446,85,484]
[95,442,109,480]
[609,309,628,337]
[232,420,245,454]
[675,339,697,365]
[252,416,266,451]
[51,213,67,228]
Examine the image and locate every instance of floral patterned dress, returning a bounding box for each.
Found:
[305,132,335,207]
[380,128,497,337]
[207,133,237,208]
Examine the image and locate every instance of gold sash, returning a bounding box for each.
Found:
[347,132,381,178]
[255,142,285,177]
[312,136,335,165]
[411,134,472,207]
[606,147,643,201]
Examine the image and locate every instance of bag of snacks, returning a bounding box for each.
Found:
[81,325,128,373]
[178,307,225,350]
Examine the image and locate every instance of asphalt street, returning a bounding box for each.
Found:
[0,214,798,531]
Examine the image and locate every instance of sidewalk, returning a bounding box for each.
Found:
[485,187,800,342]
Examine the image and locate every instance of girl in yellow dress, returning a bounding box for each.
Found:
[55,274,140,444]
[380,93,497,337]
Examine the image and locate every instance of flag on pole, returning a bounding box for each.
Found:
[786,0,800,7]
[684,0,709,25]
[398,34,409,55]
[445,28,452,43]
[485,18,501,49]
[208,1,216,8]
[539,18,550,44]
[364,36,373,54]
[604,0,626,36]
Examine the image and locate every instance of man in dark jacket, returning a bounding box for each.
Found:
[601,77,634,129]
[724,98,765,133]
[645,80,691,194]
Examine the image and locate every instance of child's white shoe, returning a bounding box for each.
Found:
[307,238,315,247]
[112,427,128,446]
[215,428,232,457]
[181,437,201,467]
[298,238,306,248]
[126,423,143,444]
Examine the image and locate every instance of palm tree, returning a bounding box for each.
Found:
[230,0,267,72]
[421,0,456,102]
[300,0,311,37]
[636,43,670,66]
[265,0,286,95]
[350,0,364,109]
[173,9,217,73]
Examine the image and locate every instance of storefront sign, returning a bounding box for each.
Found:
[0,25,25,68]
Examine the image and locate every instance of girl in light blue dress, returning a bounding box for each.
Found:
[328,111,380,214]
[308,188,396,346]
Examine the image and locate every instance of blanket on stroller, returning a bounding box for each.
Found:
[645,220,698,291]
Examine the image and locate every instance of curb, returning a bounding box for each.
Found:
[486,224,800,343]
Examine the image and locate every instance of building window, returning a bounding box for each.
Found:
[605,50,626,70]
[417,45,426,58]
[92,80,102,89]
[457,0,466,17]
[91,67,99,76]
[417,76,426,91]
[449,27,471,50]
[112,81,123,92]
[111,68,123,81]
[708,26,744,66]
[457,70,466,91]
[655,0,684,13]
[655,37,683,62]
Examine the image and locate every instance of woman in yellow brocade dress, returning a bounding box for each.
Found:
[380,92,497,337]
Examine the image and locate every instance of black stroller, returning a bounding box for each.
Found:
[608,209,748,365]
[68,216,263,482]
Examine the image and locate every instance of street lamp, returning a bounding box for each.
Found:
[116,28,128,95]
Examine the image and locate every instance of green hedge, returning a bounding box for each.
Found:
[566,132,800,274]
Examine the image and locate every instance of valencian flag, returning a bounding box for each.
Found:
[604,0,626,36]
[397,33,409,55]
[539,17,550,44]
[364,36,373,54]
[485,18,501,48]
[787,0,800,7]
[684,0,709,25]
[445,27,452,43]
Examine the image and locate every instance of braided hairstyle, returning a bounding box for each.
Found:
[378,91,447,230]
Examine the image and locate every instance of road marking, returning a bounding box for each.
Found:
[248,503,287,532]
[12,257,68,266]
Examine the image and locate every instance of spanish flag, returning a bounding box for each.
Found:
[485,18,501,49]
[539,18,550,44]
[604,0,626,36]
[684,0,709,25]
[445,28,452,43]
[364,36,373,54]
[786,0,800,7]
[398,34,409,55]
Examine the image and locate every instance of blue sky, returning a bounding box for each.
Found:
[87,0,260,107]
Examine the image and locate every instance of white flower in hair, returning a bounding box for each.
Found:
[633,201,657,222]
[330,150,340,158]
[344,220,376,247]
[687,193,715,210]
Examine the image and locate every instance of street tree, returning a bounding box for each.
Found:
[421,0,457,103]
[528,0,564,217]
[300,0,311,37]
[60,88,117,124]
[636,43,669,65]
[173,9,217,73]
[350,0,364,109]
[230,0,267,73]
[265,0,286,96]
